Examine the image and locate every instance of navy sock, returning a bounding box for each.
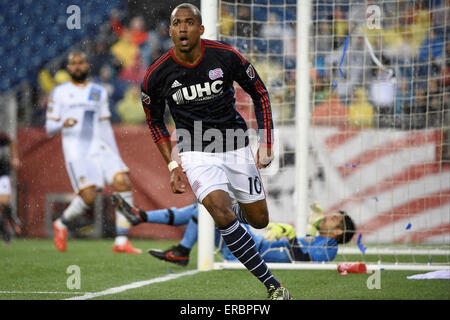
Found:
[219,219,280,291]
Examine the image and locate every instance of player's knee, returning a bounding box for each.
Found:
[112,172,131,192]
[208,205,235,227]
[241,201,269,229]
[79,187,97,206]
[251,215,269,229]
[0,195,10,206]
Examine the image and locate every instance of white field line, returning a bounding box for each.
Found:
[0,291,90,295]
[65,269,200,300]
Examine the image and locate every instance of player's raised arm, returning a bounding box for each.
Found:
[232,52,274,168]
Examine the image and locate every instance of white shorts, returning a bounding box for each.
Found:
[65,146,128,193]
[180,146,266,204]
[0,175,11,196]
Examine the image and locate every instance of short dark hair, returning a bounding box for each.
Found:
[335,211,356,244]
[171,3,202,25]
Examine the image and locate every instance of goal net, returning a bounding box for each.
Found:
[199,0,450,271]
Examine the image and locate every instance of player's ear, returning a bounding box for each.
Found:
[199,24,205,36]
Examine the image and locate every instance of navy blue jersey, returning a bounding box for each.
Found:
[141,39,273,152]
[0,133,11,176]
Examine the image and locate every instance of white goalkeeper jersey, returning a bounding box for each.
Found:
[46,81,115,161]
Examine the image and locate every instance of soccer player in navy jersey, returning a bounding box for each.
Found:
[140,3,290,299]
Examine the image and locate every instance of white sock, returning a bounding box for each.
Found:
[55,218,67,230]
[114,191,133,245]
[61,195,89,224]
[114,235,128,246]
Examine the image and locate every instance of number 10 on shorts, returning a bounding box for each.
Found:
[248,176,262,195]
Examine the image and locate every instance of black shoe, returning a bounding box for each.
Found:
[111,193,145,226]
[148,245,190,266]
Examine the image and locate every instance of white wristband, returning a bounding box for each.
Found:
[168,160,179,172]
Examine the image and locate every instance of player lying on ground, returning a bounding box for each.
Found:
[112,194,356,265]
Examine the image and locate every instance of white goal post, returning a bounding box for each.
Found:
[198,0,450,271]
[197,0,314,272]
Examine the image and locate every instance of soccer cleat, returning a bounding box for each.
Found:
[113,240,142,254]
[267,284,292,300]
[148,245,190,266]
[53,220,68,252]
[111,193,144,226]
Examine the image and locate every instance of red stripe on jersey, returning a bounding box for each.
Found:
[255,80,268,140]
[255,79,272,144]
[156,136,171,145]
[143,52,170,91]
[203,40,247,65]
[143,107,161,142]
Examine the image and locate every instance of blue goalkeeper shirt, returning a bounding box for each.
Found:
[218,227,338,262]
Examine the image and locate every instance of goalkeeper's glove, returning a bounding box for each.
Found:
[306,201,324,236]
[264,222,296,242]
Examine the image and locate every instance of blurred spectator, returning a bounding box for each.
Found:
[405,1,430,53]
[220,3,235,36]
[315,21,333,54]
[326,32,371,106]
[89,41,122,77]
[370,65,396,110]
[236,5,252,38]
[93,65,126,123]
[442,43,450,88]
[140,21,172,67]
[117,85,146,125]
[111,15,148,47]
[411,88,427,129]
[118,52,147,84]
[333,7,348,50]
[427,76,444,127]
[348,88,374,128]
[418,29,444,64]
[110,32,139,68]
[261,13,295,57]
[395,80,413,116]
[38,69,70,94]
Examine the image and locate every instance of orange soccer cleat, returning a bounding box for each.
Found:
[53,220,68,252]
[113,240,142,254]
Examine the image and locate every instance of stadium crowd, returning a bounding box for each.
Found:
[27,1,448,133]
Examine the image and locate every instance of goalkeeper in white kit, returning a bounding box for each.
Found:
[113,193,356,264]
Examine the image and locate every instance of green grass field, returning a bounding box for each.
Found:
[0,239,449,301]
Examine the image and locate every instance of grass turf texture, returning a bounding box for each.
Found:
[0,239,449,300]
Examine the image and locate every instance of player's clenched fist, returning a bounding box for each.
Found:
[170,167,186,194]
[257,144,274,169]
[63,118,77,127]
